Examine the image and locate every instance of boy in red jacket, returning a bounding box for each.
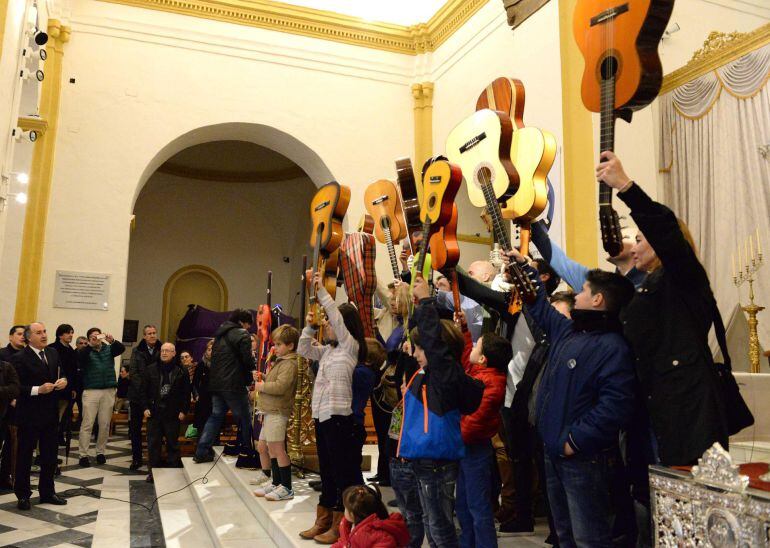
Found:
[457,328,511,548]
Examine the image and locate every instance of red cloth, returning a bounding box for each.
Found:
[672,462,770,492]
[460,331,506,445]
[340,233,377,338]
[331,513,410,548]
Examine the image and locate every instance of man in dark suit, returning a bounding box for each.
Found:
[11,322,68,510]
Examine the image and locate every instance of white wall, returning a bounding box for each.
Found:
[124,173,316,332]
[29,0,416,336]
[428,0,566,264]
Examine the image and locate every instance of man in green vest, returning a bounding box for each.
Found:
[77,328,125,467]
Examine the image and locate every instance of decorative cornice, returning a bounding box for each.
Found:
[18,116,49,136]
[661,23,770,94]
[95,0,489,55]
[157,162,306,182]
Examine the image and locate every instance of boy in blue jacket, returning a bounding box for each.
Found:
[391,276,481,548]
[513,254,636,548]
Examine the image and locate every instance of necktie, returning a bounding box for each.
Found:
[39,350,48,366]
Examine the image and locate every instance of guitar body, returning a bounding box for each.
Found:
[573,0,673,112]
[446,109,519,208]
[364,180,407,244]
[395,158,422,247]
[475,77,526,129]
[309,181,351,251]
[322,249,341,298]
[357,213,374,235]
[420,159,462,228]
[502,127,555,222]
[430,204,460,272]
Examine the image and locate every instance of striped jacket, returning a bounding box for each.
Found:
[299,288,359,423]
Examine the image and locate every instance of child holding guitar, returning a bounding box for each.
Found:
[298,271,368,545]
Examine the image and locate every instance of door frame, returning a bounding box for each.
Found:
[161,264,228,341]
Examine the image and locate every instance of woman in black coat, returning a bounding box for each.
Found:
[599,151,728,468]
[192,340,214,431]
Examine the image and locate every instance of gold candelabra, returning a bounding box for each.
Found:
[288,355,315,477]
[732,230,765,373]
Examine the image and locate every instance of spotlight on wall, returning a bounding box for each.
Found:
[34,29,48,46]
[14,192,28,204]
[12,127,38,142]
[663,22,680,39]
[16,173,29,184]
[20,67,44,81]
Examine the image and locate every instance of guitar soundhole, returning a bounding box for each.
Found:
[317,222,325,234]
[428,195,437,210]
[477,166,493,184]
[601,56,619,81]
[380,217,391,230]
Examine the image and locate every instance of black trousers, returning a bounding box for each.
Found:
[15,419,58,500]
[193,393,212,430]
[315,415,359,511]
[147,415,181,470]
[370,395,393,482]
[129,401,144,463]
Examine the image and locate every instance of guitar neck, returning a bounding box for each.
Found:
[599,76,616,207]
[449,269,462,318]
[299,255,307,328]
[266,271,272,309]
[414,219,432,276]
[480,182,511,251]
[383,226,401,279]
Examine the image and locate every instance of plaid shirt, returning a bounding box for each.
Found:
[340,232,377,338]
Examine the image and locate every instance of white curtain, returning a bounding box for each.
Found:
[659,43,770,353]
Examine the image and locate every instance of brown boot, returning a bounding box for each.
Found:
[299,505,333,540]
[313,511,343,544]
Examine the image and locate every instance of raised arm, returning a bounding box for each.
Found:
[318,287,359,358]
[531,221,588,291]
[522,264,572,342]
[412,297,456,376]
[297,327,325,362]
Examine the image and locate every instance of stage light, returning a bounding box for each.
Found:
[12,127,38,142]
[17,173,29,184]
[15,192,28,204]
[34,29,48,46]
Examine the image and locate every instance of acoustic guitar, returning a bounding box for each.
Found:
[357,213,374,235]
[308,181,350,328]
[475,77,555,254]
[430,204,463,323]
[364,179,407,280]
[252,271,273,441]
[413,158,462,277]
[574,0,673,256]
[446,109,536,311]
[395,158,423,254]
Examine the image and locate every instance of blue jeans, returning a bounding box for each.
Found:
[391,458,459,548]
[544,452,613,548]
[195,391,252,459]
[456,443,497,548]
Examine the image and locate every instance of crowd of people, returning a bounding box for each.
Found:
[0,152,734,547]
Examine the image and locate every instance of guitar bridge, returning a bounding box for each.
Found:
[459,132,487,154]
[590,3,629,25]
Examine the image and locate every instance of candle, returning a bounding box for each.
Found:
[758,228,762,256]
[746,240,750,270]
[739,244,744,272]
[732,253,736,278]
[750,234,755,261]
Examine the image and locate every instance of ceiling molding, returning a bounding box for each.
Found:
[661,23,770,94]
[157,162,306,182]
[95,0,490,55]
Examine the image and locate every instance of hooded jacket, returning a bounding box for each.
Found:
[460,332,506,445]
[528,266,636,459]
[332,513,410,548]
[397,297,469,461]
[208,321,256,393]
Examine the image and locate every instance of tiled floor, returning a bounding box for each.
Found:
[0,432,163,548]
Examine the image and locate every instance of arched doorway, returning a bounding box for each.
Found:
[124,137,320,337]
[161,265,228,342]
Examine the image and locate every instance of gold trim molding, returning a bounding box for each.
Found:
[18,116,49,136]
[157,162,306,182]
[661,23,770,94]
[96,0,489,55]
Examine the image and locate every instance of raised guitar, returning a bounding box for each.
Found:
[574,0,673,256]
[308,181,350,329]
[446,109,536,310]
[430,204,463,325]
[413,158,462,278]
[364,179,407,280]
[395,158,422,254]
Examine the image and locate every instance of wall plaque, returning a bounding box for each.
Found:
[54,270,110,310]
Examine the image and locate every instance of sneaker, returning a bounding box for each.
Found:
[79,457,91,468]
[96,454,106,465]
[248,471,271,486]
[265,485,294,501]
[253,483,279,497]
[498,518,535,537]
[193,453,214,464]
